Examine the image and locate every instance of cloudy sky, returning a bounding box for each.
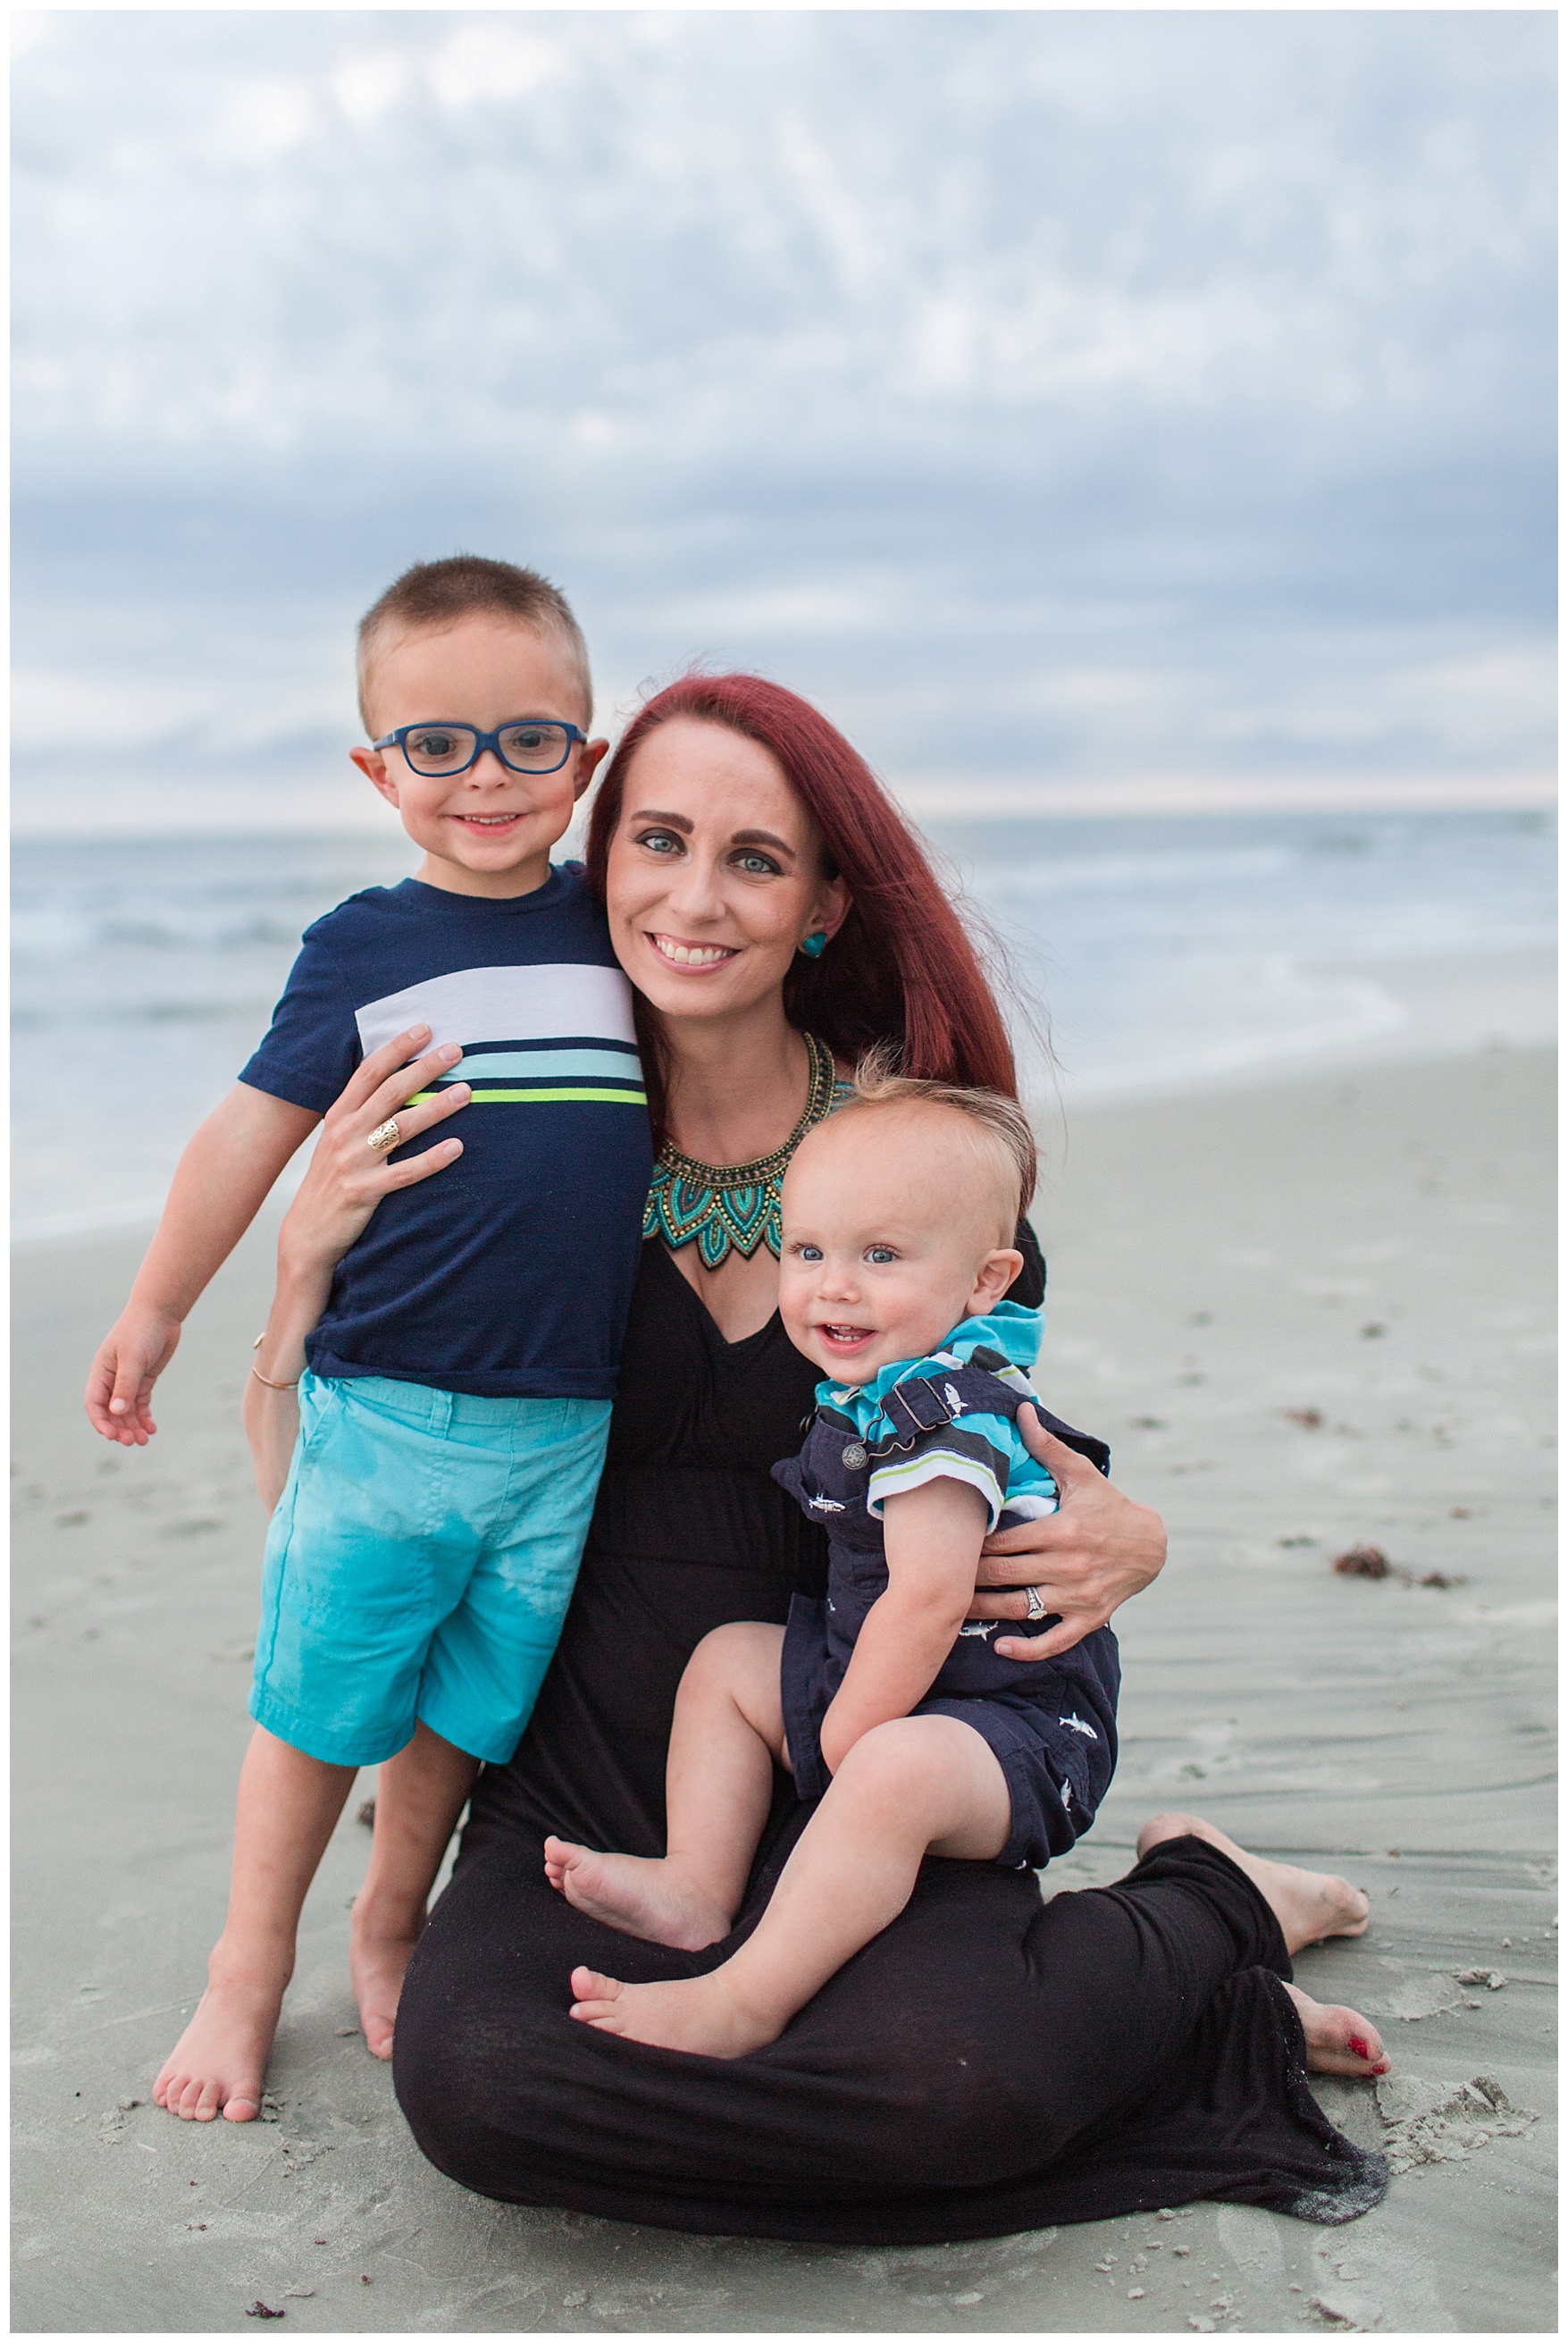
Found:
[13,9,1556,832]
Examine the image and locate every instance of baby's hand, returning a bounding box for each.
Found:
[85,1309,183,1444]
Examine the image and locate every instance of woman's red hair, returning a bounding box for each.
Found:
[583,674,1018,1139]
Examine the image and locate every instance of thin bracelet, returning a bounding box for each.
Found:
[251,1333,300,1391]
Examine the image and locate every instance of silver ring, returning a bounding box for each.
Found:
[366,1118,402,1154]
[1024,1585,1048,1621]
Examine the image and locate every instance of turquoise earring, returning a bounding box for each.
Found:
[798,930,828,960]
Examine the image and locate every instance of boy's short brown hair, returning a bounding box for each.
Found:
[834,1048,1037,1243]
[356,555,592,731]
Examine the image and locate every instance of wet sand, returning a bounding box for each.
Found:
[12,1045,1555,2333]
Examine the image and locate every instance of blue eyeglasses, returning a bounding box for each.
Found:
[373,719,587,777]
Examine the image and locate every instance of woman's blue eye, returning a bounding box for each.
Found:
[734,852,778,876]
[638,829,682,855]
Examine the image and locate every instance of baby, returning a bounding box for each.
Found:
[545,1069,1119,2057]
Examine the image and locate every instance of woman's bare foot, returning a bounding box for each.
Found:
[1282,1982,1389,2077]
[153,1959,286,2122]
[348,1917,421,2061]
[544,1837,731,1952]
[568,1964,776,2058]
[1136,1812,1371,1954]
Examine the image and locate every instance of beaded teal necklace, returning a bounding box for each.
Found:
[644,1031,854,1269]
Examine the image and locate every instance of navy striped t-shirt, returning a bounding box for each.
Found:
[239,866,652,1398]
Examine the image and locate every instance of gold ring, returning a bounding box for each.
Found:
[367,1118,402,1154]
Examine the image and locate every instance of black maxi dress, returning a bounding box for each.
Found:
[394,1236,1387,2243]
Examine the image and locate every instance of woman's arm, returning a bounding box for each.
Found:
[240,1026,474,1511]
[243,1255,327,1513]
[818,1477,988,1775]
[967,1408,1167,1662]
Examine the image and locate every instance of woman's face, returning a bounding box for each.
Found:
[604,718,849,1025]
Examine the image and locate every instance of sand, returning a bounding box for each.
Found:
[12,1045,1555,2334]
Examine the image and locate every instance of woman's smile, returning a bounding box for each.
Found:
[647,933,741,970]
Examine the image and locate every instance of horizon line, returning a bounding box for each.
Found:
[10,770,1557,842]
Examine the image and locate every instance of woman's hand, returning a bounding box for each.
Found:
[968,1407,1167,1661]
[276,1025,471,1281]
[243,1026,470,1513]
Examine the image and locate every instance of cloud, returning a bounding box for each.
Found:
[427,25,564,107]
[11,10,1555,829]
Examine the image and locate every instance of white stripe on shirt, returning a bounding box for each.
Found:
[355,963,637,1055]
[866,1449,1008,1531]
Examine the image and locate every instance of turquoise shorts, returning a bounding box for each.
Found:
[250,1371,611,1768]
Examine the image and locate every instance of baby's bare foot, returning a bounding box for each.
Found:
[153,1963,285,2122]
[544,1837,731,1952]
[349,1919,421,2061]
[1282,1982,1389,2077]
[568,1964,776,2058]
[1136,1813,1370,1953]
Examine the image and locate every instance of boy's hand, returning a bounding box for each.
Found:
[86,1311,184,1444]
[83,1082,323,1447]
[968,1408,1167,1661]
[80,1041,453,1452]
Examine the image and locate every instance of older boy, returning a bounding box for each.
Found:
[85,557,651,2120]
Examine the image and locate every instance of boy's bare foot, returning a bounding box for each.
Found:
[153,1965,286,2122]
[567,1964,776,2059]
[544,1836,732,1952]
[348,1918,421,2061]
[1136,1812,1371,1953]
[1281,1982,1389,2077]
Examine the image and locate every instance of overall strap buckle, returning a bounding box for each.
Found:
[875,1361,1114,1479]
[882,1365,1022,1439]
[883,1374,965,1437]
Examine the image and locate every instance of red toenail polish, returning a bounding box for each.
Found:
[1347,2035,1369,2058]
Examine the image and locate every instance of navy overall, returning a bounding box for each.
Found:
[773,1357,1120,1870]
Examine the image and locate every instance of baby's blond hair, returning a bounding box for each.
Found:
[823,1046,1036,1244]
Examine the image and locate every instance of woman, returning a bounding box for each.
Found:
[252,675,1388,2242]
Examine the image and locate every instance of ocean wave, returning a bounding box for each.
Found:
[10,814,1554,1234]
[93,916,306,953]
[1056,972,1410,1101]
[11,1154,310,1246]
[963,845,1293,896]
[13,999,272,1029]
[13,909,311,960]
